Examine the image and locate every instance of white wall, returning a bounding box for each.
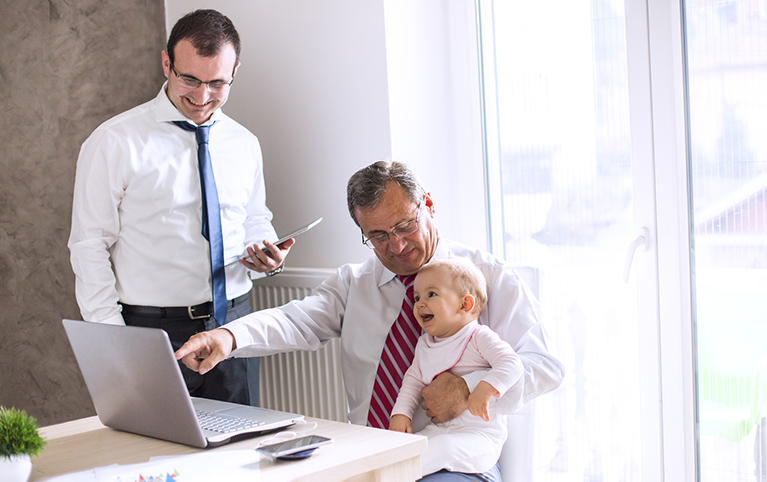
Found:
[164,0,487,269]
[383,0,487,250]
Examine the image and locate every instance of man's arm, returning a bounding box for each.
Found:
[177,271,348,372]
[68,129,125,325]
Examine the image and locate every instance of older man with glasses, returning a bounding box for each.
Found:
[177,160,565,482]
[68,9,292,407]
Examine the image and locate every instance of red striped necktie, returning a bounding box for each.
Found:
[367,274,421,429]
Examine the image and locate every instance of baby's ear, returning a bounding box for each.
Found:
[461,294,476,314]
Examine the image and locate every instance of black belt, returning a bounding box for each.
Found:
[120,293,250,320]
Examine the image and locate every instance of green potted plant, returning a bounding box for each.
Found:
[0,407,46,482]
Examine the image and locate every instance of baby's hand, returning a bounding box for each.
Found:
[388,414,413,433]
[468,395,491,421]
[468,381,499,422]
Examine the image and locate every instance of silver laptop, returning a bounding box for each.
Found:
[63,319,304,448]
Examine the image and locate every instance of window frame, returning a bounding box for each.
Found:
[477,0,697,479]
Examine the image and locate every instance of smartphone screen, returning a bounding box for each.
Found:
[256,435,332,458]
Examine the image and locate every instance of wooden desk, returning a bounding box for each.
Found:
[32,416,426,481]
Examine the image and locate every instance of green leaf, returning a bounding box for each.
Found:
[0,407,46,457]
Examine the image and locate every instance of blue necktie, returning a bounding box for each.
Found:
[173,121,227,325]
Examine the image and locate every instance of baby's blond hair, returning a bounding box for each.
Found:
[418,258,488,315]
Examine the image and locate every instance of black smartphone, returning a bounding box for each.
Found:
[255,435,333,459]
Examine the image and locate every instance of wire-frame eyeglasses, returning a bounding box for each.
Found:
[361,203,422,249]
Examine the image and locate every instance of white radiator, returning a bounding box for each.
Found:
[249,267,348,422]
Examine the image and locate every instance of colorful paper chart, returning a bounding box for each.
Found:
[116,471,180,482]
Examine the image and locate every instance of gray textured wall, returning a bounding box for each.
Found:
[0,0,166,426]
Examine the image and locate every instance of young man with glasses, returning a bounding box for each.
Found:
[68,9,290,406]
[177,160,565,482]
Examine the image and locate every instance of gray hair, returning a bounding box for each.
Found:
[346,160,426,227]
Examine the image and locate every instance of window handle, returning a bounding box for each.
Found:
[624,227,649,283]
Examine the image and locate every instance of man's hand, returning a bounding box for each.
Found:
[175,328,236,375]
[240,238,295,273]
[389,414,413,433]
[420,371,470,424]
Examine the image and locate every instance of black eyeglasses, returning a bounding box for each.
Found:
[361,203,422,249]
[169,61,235,93]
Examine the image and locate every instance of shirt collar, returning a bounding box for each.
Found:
[431,237,450,262]
[154,82,223,127]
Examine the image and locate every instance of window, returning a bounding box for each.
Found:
[685,1,767,480]
[480,0,767,480]
[479,1,644,479]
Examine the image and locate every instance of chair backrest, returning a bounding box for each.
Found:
[515,266,541,300]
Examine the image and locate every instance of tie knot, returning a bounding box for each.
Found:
[398,274,416,290]
[172,120,211,145]
[195,124,210,145]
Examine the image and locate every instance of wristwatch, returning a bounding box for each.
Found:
[266,263,285,277]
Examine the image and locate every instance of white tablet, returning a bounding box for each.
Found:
[226,217,322,266]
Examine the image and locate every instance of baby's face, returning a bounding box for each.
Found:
[412,270,470,338]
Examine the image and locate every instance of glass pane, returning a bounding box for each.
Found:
[684,1,767,480]
[480,0,642,480]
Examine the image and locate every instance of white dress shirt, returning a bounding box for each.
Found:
[226,237,564,430]
[69,85,277,325]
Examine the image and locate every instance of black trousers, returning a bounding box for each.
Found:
[122,297,260,406]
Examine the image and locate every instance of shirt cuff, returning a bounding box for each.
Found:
[99,313,126,326]
[225,321,251,357]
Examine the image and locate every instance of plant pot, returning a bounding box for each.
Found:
[0,454,32,482]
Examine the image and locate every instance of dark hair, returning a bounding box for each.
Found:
[167,9,241,67]
[346,160,426,227]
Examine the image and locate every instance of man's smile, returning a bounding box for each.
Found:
[393,245,417,260]
[186,97,212,106]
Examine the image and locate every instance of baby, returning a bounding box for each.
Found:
[389,257,523,476]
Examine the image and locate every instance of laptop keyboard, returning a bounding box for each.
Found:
[196,410,266,434]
